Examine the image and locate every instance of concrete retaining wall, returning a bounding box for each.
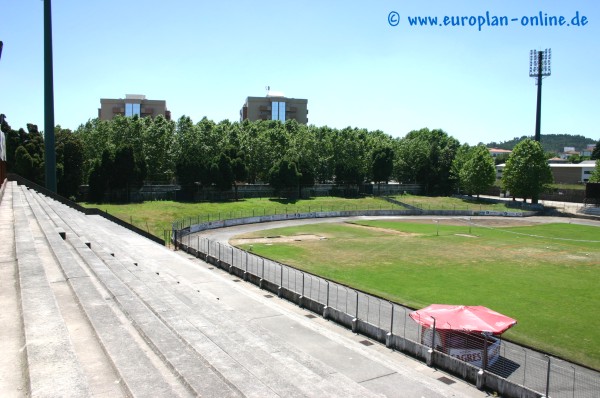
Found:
[179,207,540,238]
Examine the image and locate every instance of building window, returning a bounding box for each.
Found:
[125,103,141,117]
[271,101,286,121]
[584,171,592,175]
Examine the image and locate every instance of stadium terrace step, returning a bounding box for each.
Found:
[0,182,26,395]
[34,191,383,397]
[61,216,376,398]
[94,245,382,398]
[18,186,188,398]
[12,187,91,397]
[27,188,246,397]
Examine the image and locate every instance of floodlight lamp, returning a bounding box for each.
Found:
[529,48,552,78]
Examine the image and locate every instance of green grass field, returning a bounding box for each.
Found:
[233,219,600,370]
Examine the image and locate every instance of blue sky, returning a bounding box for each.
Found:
[1,1,598,145]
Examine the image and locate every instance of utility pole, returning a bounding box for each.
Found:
[529,49,551,143]
[44,0,57,192]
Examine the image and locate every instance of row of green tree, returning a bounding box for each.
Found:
[5,113,596,202]
[75,116,485,198]
[1,119,83,199]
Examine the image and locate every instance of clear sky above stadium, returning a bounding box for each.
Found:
[1,0,598,145]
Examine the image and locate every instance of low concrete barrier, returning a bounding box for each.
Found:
[0,178,7,203]
[178,206,541,241]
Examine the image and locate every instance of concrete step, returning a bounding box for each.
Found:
[30,191,245,397]
[63,213,368,398]
[96,247,380,398]
[19,186,188,398]
[28,189,386,397]
[13,188,91,397]
[72,243,243,397]
[0,182,26,396]
[166,281,381,398]
[53,201,382,397]
[20,188,127,397]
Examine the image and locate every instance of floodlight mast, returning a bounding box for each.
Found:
[44,0,56,192]
[529,49,551,142]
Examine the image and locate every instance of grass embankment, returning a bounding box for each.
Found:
[234,220,600,370]
[391,194,526,212]
[80,196,405,239]
[81,195,526,239]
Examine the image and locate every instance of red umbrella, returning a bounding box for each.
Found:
[409,304,517,335]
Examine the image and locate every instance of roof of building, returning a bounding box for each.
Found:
[496,163,596,168]
[488,148,512,153]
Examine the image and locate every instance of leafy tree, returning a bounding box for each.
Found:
[76,118,115,182]
[87,150,113,203]
[334,162,362,186]
[394,128,459,195]
[144,115,175,182]
[567,154,585,164]
[371,146,394,195]
[502,139,553,203]
[13,146,37,181]
[9,124,45,185]
[591,141,600,160]
[493,152,510,165]
[332,127,368,186]
[450,143,471,192]
[55,127,84,198]
[269,159,301,198]
[211,153,235,192]
[288,121,319,188]
[224,147,248,200]
[393,137,428,184]
[112,145,146,201]
[174,115,212,195]
[296,158,315,190]
[459,144,496,198]
[588,159,600,183]
[1,118,23,169]
[175,157,207,198]
[371,146,394,184]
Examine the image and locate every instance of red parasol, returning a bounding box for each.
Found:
[409,304,517,335]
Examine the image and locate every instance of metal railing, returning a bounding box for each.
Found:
[173,225,599,398]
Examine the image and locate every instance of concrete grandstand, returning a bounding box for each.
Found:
[0,180,487,397]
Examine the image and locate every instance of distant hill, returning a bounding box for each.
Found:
[487,134,597,153]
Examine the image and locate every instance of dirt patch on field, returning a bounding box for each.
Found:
[454,234,478,238]
[345,223,420,236]
[392,218,537,228]
[230,234,326,245]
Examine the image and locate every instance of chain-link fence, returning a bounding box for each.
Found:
[174,232,599,398]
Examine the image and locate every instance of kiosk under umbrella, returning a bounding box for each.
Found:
[409,304,517,369]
